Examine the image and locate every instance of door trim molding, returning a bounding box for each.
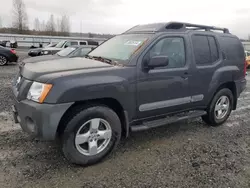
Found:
[139,94,204,112]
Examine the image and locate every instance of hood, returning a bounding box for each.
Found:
[42,47,63,51]
[23,55,61,64]
[22,57,113,81]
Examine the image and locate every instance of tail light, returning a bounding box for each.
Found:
[244,60,247,77]
[11,49,16,54]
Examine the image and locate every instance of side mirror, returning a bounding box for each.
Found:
[146,56,169,69]
[64,45,68,48]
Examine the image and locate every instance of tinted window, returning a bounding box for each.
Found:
[208,36,219,62]
[70,41,78,45]
[88,41,98,46]
[80,42,87,45]
[192,35,211,65]
[147,37,185,68]
[221,37,244,61]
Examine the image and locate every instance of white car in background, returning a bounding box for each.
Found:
[41,40,99,55]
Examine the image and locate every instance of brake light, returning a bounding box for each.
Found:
[11,49,16,54]
[244,60,247,77]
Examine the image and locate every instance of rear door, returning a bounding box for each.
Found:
[188,33,222,107]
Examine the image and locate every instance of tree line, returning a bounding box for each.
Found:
[0,0,70,36]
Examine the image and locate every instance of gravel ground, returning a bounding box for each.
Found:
[1,51,250,188]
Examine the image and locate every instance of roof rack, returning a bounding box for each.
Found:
[124,22,230,34]
[163,22,230,34]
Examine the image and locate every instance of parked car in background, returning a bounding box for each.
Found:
[40,40,99,56]
[0,46,18,66]
[10,40,18,48]
[0,40,8,47]
[245,51,250,68]
[20,45,94,67]
[28,43,57,57]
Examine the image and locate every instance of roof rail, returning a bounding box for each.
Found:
[162,22,230,34]
[123,22,230,34]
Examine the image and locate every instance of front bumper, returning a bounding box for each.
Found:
[12,99,73,140]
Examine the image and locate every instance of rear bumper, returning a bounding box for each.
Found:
[12,99,73,140]
[9,54,18,62]
[235,78,246,98]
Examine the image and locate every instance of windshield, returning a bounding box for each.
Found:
[57,47,76,57]
[88,34,151,62]
[55,41,66,48]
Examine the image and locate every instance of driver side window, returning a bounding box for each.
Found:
[148,37,186,69]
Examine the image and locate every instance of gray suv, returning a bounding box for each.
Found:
[12,22,247,166]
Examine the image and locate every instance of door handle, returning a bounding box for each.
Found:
[181,72,189,80]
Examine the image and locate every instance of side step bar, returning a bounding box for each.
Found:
[131,110,207,132]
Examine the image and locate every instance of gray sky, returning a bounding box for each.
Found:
[1,0,250,38]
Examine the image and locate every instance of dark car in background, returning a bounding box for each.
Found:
[20,45,94,67]
[28,43,57,57]
[0,40,8,47]
[0,46,18,66]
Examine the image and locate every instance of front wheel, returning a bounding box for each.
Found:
[61,105,121,166]
[202,88,233,126]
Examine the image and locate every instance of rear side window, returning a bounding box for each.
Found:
[220,37,245,61]
[208,36,219,62]
[80,42,87,45]
[70,41,78,45]
[88,41,99,46]
[192,35,220,65]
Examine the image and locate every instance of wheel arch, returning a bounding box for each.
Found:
[211,81,237,110]
[57,97,130,138]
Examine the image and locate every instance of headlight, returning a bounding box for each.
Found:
[27,82,52,103]
[43,51,49,55]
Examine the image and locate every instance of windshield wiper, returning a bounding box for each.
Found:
[85,55,119,66]
[91,56,113,65]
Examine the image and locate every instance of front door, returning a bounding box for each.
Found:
[136,36,191,119]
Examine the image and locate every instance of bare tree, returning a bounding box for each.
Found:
[56,18,60,33]
[12,0,28,33]
[40,20,46,31]
[34,18,40,31]
[46,14,55,35]
[60,15,70,36]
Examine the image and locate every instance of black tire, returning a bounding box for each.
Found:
[202,88,234,126]
[61,105,121,166]
[0,55,8,66]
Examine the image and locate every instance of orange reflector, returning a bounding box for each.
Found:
[39,84,52,103]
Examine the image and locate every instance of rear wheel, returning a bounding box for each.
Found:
[61,105,121,166]
[0,55,8,66]
[202,88,233,126]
